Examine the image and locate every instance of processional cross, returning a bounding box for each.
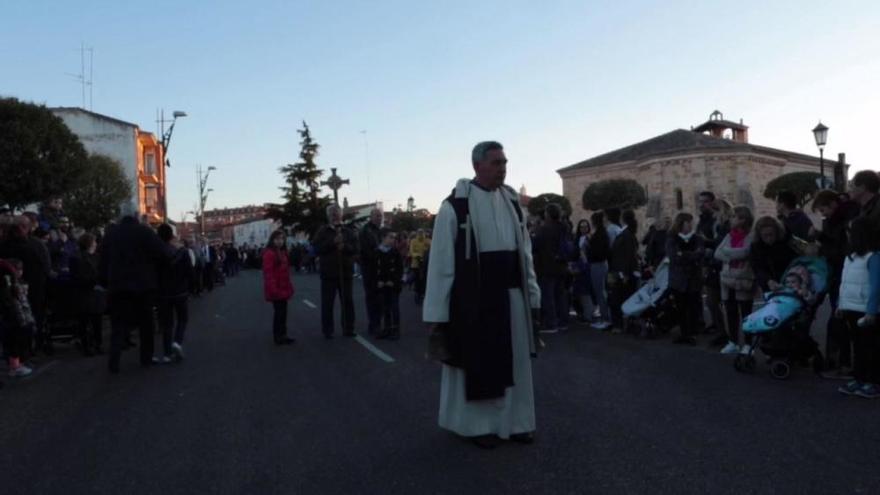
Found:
[321,168,350,206]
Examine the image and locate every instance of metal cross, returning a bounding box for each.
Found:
[321,168,350,206]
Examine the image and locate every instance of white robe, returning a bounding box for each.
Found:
[423,180,541,439]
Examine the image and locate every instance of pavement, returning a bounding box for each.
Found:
[1,270,878,495]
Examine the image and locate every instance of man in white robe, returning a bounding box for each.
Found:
[423,141,541,449]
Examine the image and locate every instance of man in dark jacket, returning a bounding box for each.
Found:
[359,208,383,336]
[776,190,814,241]
[533,203,570,332]
[313,204,359,338]
[157,224,193,363]
[100,213,175,373]
[849,170,880,235]
[696,191,729,340]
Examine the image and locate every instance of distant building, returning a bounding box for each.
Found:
[343,201,383,222]
[199,204,269,232]
[558,111,847,226]
[51,107,167,224]
[233,218,280,248]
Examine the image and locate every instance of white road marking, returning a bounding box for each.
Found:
[354,335,395,363]
[303,300,317,309]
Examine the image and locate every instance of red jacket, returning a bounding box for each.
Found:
[262,248,294,302]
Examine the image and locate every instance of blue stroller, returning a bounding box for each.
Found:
[734,257,827,379]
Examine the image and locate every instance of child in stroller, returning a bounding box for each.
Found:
[621,259,677,338]
[735,257,827,379]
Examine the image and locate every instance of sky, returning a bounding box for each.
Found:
[3,0,879,219]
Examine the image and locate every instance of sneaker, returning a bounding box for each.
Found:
[592,321,611,330]
[159,356,173,364]
[539,328,559,334]
[9,365,33,378]
[171,343,185,360]
[838,380,862,396]
[739,345,753,355]
[720,342,740,355]
[855,383,880,399]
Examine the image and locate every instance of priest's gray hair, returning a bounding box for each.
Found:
[326,204,342,219]
[471,141,504,165]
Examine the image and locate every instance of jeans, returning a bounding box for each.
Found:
[380,288,400,334]
[539,276,568,329]
[321,277,355,335]
[271,300,288,341]
[158,296,189,355]
[109,291,156,369]
[589,261,611,322]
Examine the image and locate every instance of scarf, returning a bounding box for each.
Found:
[729,228,748,269]
[678,231,696,242]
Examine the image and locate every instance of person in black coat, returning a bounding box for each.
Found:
[608,210,640,332]
[666,213,705,345]
[810,191,860,371]
[157,224,193,362]
[99,213,175,374]
[776,190,814,241]
[359,209,383,336]
[70,233,105,356]
[375,229,404,340]
[533,203,570,332]
[313,204,359,338]
[750,216,798,295]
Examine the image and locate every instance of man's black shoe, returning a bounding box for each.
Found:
[673,336,697,346]
[471,435,502,450]
[710,335,728,347]
[280,337,296,345]
[343,331,357,337]
[510,432,535,444]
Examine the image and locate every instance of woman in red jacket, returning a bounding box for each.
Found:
[262,230,295,345]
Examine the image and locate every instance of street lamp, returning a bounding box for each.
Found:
[812,121,829,188]
[197,165,217,235]
[407,196,415,212]
[157,109,187,223]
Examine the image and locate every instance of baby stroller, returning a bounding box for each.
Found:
[622,259,676,337]
[734,257,827,379]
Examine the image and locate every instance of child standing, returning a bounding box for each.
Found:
[0,259,35,377]
[376,229,403,340]
[836,216,880,399]
[666,213,705,345]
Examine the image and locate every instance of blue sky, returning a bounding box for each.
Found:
[3,1,878,219]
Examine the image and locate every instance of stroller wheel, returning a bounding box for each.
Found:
[770,360,792,380]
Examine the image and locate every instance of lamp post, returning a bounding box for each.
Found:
[157,109,187,223]
[197,165,216,236]
[812,121,829,189]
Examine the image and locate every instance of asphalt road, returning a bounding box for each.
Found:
[1,270,878,495]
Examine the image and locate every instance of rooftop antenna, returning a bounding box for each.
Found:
[65,42,93,110]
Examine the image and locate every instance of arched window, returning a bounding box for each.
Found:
[675,189,684,211]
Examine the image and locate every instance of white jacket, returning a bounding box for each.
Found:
[838,253,876,312]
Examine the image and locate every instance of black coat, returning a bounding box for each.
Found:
[750,239,798,293]
[644,228,668,267]
[587,230,610,263]
[359,222,382,276]
[608,228,639,276]
[666,234,705,293]
[532,220,568,278]
[98,217,174,293]
[780,210,814,241]
[375,247,403,292]
[159,246,194,299]
[816,201,859,282]
[313,224,359,280]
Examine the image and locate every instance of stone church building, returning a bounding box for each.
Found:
[558,111,844,227]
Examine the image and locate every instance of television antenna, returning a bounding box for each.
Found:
[65,42,93,110]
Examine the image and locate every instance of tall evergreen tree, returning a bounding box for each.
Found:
[272,121,331,235]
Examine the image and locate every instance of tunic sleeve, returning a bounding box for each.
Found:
[522,223,541,309]
[422,201,457,323]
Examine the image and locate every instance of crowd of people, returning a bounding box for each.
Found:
[529,170,880,399]
[0,200,244,388]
